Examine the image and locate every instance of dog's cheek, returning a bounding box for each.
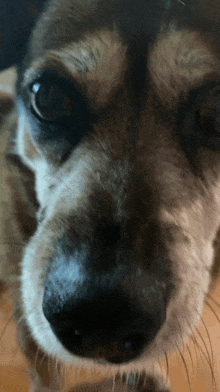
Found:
[17,103,41,171]
[140,203,217,356]
[166,235,214,338]
[20,231,74,363]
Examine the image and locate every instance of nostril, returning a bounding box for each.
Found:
[96,219,121,247]
[123,333,146,352]
[52,326,84,351]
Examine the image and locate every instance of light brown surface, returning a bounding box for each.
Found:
[0,68,17,93]
[0,69,220,391]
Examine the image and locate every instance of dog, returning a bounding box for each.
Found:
[1,0,220,390]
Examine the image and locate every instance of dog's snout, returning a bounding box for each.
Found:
[42,249,166,364]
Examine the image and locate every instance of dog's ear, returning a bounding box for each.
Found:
[0,0,46,70]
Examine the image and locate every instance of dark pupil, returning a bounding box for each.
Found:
[37,84,55,109]
[30,77,93,146]
[34,82,72,120]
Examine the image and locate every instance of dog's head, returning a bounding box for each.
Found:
[15,0,220,373]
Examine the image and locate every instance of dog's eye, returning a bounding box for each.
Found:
[196,85,220,149]
[196,97,220,140]
[179,83,220,151]
[28,72,93,146]
[31,81,73,122]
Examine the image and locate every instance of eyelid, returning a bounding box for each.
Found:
[22,57,78,89]
[29,70,89,109]
[29,75,73,97]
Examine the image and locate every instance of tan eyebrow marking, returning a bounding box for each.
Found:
[149,26,220,107]
[23,29,128,110]
[52,29,128,108]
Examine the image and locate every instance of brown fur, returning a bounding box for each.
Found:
[1,1,220,391]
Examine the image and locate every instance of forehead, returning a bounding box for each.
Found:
[16,0,220,136]
[20,0,167,108]
[22,29,128,110]
[28,0,164,58]
[21,0,220,91]
[22,33,220,117]
[149,27,220,107]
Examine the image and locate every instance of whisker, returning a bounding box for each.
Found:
[185,343,194,373]
[157,357,170,391]
[0,305,25,362]
[176,343,192,392]
[178,0,186,5]
[112,373,116,392]
[184,316,200,367]
[142,371,148,389]
[0,307,20,342]
[206,294,220,309]
[194,325,215,387]
[135,371,141,388]
[205,299,220,323]
[55,357,60,381]
[34,346,40,371]
[190,335,202,377]
[199,315,215,368]
[157,358,164,386]
[2,242,25,247]
[189,328,217,391]
[50,355,61,388]
[165,351,170,379]
[39,352,47,370]
[192,306,214,367]
[174,314,185,352]
[15,311,27,327]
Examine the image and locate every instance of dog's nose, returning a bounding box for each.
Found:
[43,289,165,364]
[42,252,166,364]
[44,296,156,364]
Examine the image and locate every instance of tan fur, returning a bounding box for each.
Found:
[1,1,220,391]
[149,26,220,107]
[22,30,127,110]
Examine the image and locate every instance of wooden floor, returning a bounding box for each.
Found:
[0,69,220,391]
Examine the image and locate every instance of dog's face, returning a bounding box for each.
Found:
[15,0,220,374]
